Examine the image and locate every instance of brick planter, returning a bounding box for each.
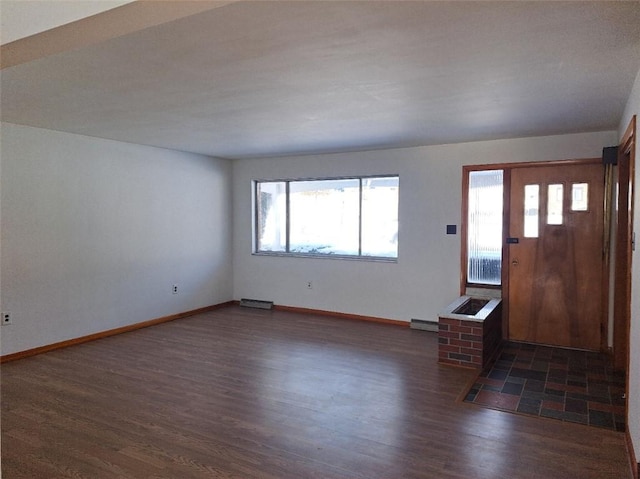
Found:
[438,299,502,369]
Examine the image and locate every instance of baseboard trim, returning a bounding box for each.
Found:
[273,304,409,327]
[626,429,639,479]
[0,301,235,363]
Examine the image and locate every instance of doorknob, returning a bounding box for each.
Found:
[512,259,519,266]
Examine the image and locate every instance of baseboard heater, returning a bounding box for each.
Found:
[410,318,439,332]
[239,298,274,310]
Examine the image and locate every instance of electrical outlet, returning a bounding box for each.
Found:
[2,312,11,325]
[172,284,178,294]
[306,281,313,289]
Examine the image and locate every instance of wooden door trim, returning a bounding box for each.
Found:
[460,164,505,294]
[621,115,636,154]
[501,168,512,339]
[461,158,603,343]
[612,117,635,459]
[460,168,470,295]
[613,115,635,370]
[464,158,600,173]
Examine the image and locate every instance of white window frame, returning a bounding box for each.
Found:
[253,175,399,261]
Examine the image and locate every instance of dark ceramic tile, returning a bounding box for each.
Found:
[488,369,509,380]
[501,382,524,396]
[517,403,541,415]
[547,374,567,384]
[523,379,545,393]
[540,408,565,420]
[505,375,526,385]
[609,371,624,379]
[567,379,587,388]
[464,341,624,432]
[565,392,589,402]
[510,368,547,382]
[531,360,550,372]
[565,397,588,414]
[499,352,516,361]
[513,360,533,369]
[584,392,610,404]
[548,368,567,379]
[588,401,615,413]
[544,387,565,397]
[611,395,626,407]
[587,377,610,385]
[481,384,502,392]
[541,392,565,403]
[567,392,611,403]
[521,390,564,403]
[562,411,589,425]
[542,400,564,411]
[587,383,609,397]
[563,383,588,395]
[494,360,513,370]
[567,368,587,377]
[520,390,546,402]
[588,409,614,429]
[519,396,541,406]
[476,377,506,389]
[550,355,568,364]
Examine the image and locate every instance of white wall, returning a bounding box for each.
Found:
[0,122,233,356]
[232,130,616,322]
[0,0,134,44]
[619,65,640,468]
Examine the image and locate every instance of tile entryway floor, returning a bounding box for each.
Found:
[464,342,626,431]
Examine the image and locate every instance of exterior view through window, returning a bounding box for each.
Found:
[255,176,399,259]
[467,169,503,285]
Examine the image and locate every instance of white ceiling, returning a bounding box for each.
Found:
[2,1,639,159]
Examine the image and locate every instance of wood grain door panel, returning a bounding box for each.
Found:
[508,162,604,350]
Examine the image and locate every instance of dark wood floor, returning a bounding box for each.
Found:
[1,306,632,478]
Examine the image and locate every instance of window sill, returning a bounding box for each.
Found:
[252,251,398,263]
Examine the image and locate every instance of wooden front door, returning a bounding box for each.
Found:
[507,161,605,350]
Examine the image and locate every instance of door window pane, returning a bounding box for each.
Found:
[571,183,588,211]
[467,170,503,285]
[547,184,564,225]
[524,184,539,238]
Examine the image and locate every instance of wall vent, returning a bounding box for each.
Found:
[239,298,274,310]
[410,318,439,332]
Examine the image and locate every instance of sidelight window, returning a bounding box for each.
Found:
[466,170,503,285]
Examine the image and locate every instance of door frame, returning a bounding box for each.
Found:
[613,116,635,372]
[462,158,607,347]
